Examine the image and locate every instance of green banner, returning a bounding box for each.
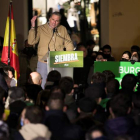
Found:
[49,51,83,68]
[94,61,140,83]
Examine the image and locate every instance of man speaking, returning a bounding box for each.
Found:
[28,12,74,89]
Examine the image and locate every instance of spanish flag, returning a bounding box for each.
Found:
[1,2,20,80]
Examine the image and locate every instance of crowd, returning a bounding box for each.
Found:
[0,38,140,140]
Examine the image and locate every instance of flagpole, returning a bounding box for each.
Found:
[8,0,12,65]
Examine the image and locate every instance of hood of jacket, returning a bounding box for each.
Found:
[19,123,51,140]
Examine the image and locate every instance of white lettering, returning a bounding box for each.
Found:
[119,66,123,73]
[55,55,58,63]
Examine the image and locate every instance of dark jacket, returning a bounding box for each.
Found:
[44,110,84,140]
[104,116,140,140]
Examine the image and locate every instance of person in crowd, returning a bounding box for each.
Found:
[121,74,137,97]
[95,52,106,61]
[0,86,7,103]
[105,93,140,140]
[24,72,43,105]
[120,51,131,61]
[100,79,119,109]
[27,12,74,89]
[59,77,75,106]
[44,96,84,140]
[131,92,140,125]
[28,72,42,86]
[59,8,72,34]
[73,44,93,88]
[5,87,25,109]
[36,90,51,109]
[0,101,9,139]
[72,97,100,133]
[131,51,140,62]
[59,76,78,121]
[131,45,140,53]
[86,126,108,140]
[45,70,61,90]
[3,66,17,87]
[86,40,96,57]
[102,70,115,83]
[102,45,115,61]
[13,106,51,140]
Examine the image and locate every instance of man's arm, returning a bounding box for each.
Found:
[28,16,40,45]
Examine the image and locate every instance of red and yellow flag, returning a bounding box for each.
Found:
[1,2,20,80]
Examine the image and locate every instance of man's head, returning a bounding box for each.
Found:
[8,87,25,104]
[29,72,42,85]
[59,77,74,95]
[102,70,115,83]
[102,45,111,55]
[47,70,61,85]
[121,74,137,91]
[21,106,43,126]
[77,44,88,58]
[91,72,106,84]
[96,52,104,61]
[49,12,61,29]
[109,94,132,118]
[3,66,15,78]
[131,45,140,53]
[106,79,119,98]
[77,97,97,114]
[46,98,65,111]
[86,40,95,50]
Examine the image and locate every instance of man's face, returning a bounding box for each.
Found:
[49,15,60,29]
[103,49,111,54]
[79,47,87,58]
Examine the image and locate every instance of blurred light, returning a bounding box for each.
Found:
[90,0,99,3]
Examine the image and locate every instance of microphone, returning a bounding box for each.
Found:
[55,28,73,44]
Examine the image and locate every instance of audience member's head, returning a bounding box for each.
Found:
[106,79,119,98]
[85,85,105,102]
[21,106,43,125]
[8,87,25,105]
[86,40,95,50]
[121,74,137,91]
[46,97,66,111]
[102,70,115,83]
[121,51,131,61]
[3,66,15,78]
[25,84,42,104]
[102,45,111,54]
[96,52,105,61]
[76,43,88,58]
[36,90,51,108]
[86,126,106,140]
[46,70,61,86]
[91,72,106,84]
[77,97,97,114]
[131,45,140,53]
[59,76,74,95]
[29,72,42,85]
[131,51,140,62]
[109,94,132,118]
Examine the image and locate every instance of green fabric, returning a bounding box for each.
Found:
[100,98,110,108]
